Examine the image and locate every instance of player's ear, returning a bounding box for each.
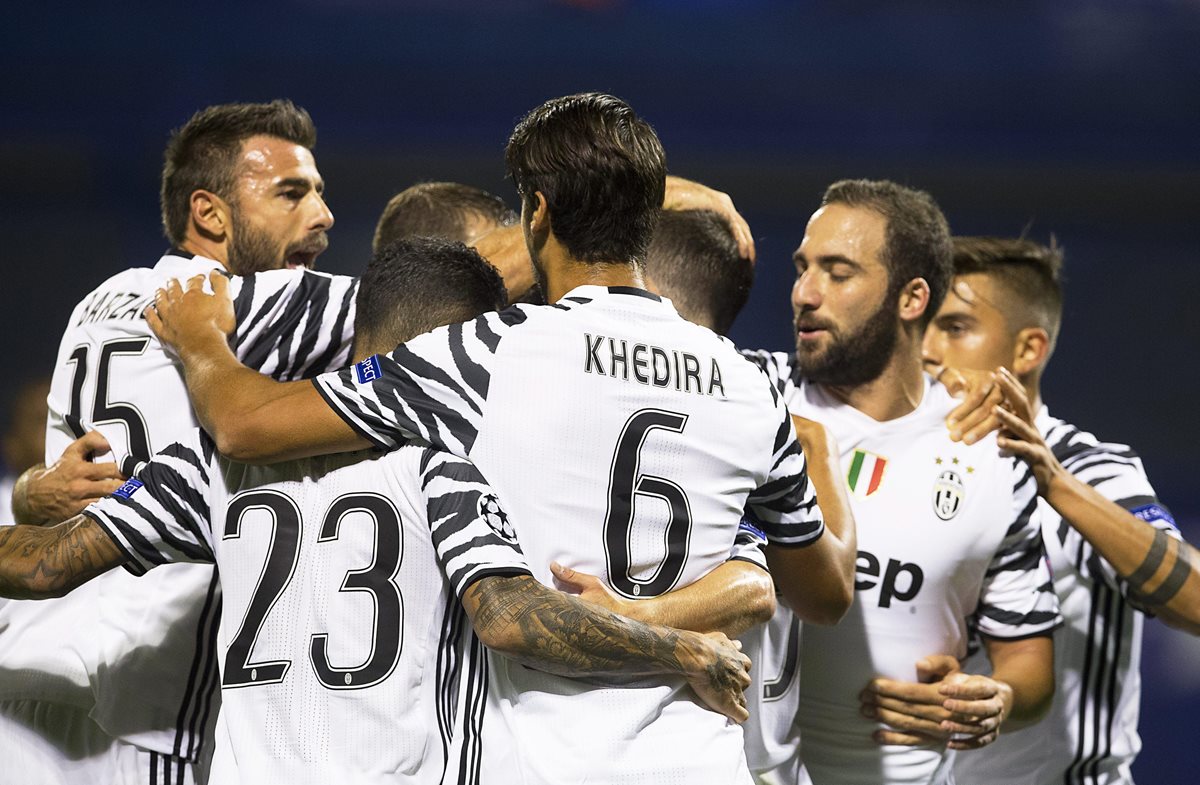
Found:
[527,191,550,236]
[190,189,231,241]
[897,277,931,325]
[1012,326,1051,376]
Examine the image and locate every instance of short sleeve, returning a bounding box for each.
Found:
[744,398,825,549]
[419,448,533,599]
[1044,420,1179,598]
[974,459,1062,640]
[312,309,531,456]
[84,428,218,576]
[729,518,770,572]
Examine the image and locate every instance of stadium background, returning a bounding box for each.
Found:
[1,1,1196,781]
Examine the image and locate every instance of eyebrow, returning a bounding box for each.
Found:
[793,251,862,269]
[276,176,325,193]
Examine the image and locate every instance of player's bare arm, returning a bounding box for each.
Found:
[663,175,755,262]
[10,431,125,525]
[990,368,1200,633]
[462,573,753,723]
[146,272,368,463]
[0,514,126,599]
[549,559,775,638]
[972,635,1054,733]
[766,416,857,625]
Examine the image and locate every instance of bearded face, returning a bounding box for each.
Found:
[227,202,329,275]
[795,284,899,387]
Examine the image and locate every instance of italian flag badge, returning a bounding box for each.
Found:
[846,449,887,499]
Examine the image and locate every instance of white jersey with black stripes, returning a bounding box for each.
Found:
[742,350,1061,785]
[953,407,1178,785]
[0,250,357,771]
[313,286,825,785]
[87,433,530,785]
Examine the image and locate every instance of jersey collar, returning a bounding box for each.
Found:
[557,284,670,306]
[153,249,225,277]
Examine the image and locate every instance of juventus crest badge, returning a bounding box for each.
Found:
[932,469,965,521]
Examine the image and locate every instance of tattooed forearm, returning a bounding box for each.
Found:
[1129,530,1195,609]
[466,575,696,679]
[0,515,125,599]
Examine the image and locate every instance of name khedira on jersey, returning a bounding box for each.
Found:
[583,333,726,398]
[75,291,155,326]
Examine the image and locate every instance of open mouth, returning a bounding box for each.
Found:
[285,252,315,269]
[284,235,329,269]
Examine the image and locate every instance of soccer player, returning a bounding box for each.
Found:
[742,180,1062,784]
[146,92,856,784]
[0,236,753,785]
[0,99,356,784]
[915,236,1200,784]
[372,181,518,250]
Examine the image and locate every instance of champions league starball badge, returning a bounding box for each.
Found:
[478,493,517,543]
[932,469,965,521]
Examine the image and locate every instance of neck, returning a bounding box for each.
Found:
[179,232,229,270]
[544,259,645,303]
[820,332,926,421]
[1022,372,1043,413]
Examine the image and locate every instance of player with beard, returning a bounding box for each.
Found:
[906,237,1198,784]
[742,180,1061,785]
[0,237,754,785]
[0,100,356,785]
[144,92,855,785]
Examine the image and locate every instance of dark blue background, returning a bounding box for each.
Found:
[2,2,1197,780]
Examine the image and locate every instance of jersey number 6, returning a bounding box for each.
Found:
[604,408,693,599]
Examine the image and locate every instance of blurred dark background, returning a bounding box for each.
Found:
[1,1,1197,780]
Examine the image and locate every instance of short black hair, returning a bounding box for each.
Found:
[822,179,952,327]
[353,237,508,351]
[505,92,666,265]
[161,100,317,246]
[952,235,1064,341]
[645,209,752,336]
[372,182,517,252]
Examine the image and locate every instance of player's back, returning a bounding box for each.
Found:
[0,253,226,759]
[319,285,825,782]
[45,252,356,467]
[206,445,468,784]
[318,286,822,784]
[450,288,809,784]
[89,434,524,785]
[0,250,356,760]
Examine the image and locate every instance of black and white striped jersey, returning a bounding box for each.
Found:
[86,430,530,785]
[955,407,1178,785]
[0,250,357,762]
[743,350,1061,785]
[314,286,823,784]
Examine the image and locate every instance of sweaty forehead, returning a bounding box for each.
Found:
[236,134,319,181]
[797,204,887,267]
